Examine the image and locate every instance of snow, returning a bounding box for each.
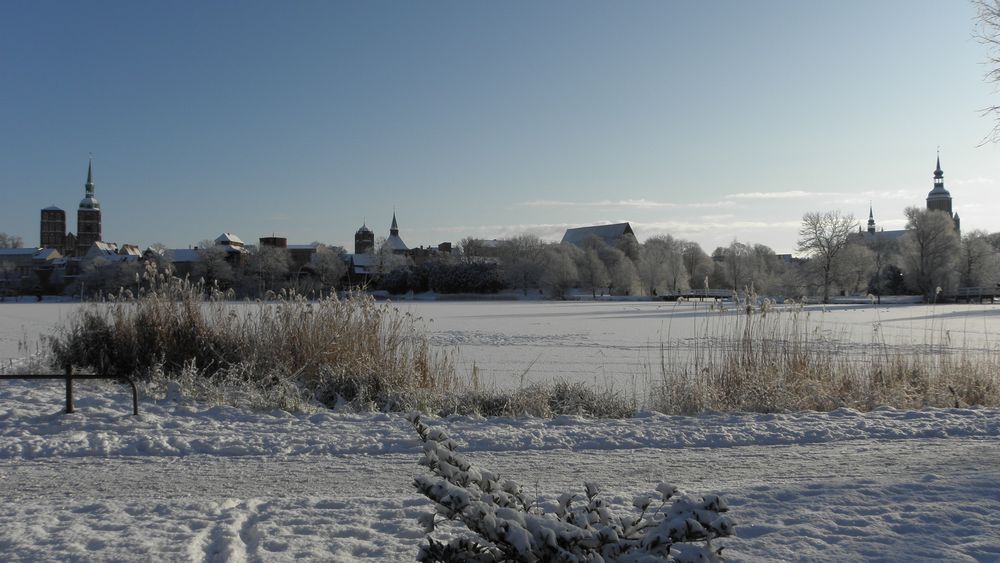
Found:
[0,300,999,561]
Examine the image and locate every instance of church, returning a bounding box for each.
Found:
[39,160,104,257]
[862,155,960,241]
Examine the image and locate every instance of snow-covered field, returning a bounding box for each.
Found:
[1,300,999,561]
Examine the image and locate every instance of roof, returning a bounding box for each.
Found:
[384,234,408,252]
[859,229,909,243]
[288,244,319,251]
[119,244,141,256]
[0,248,39,257]
[42,205,63,212]
[34,249,61,261]
[167,249,201,263]
[215,232,245,245]
[561,223,636,247]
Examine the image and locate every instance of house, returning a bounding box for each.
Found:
[561,223,638,249]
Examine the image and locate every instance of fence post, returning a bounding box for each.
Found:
[65,365,74,414]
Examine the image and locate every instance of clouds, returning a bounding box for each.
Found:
[521,199,734,210]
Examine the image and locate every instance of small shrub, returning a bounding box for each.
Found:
[409,413,733,562]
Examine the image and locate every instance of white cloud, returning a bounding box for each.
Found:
[520,199,735,209]
[725,190,829,199]
[951,176,994,186]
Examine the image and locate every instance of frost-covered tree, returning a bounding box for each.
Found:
[832,242,875,295]
[639,236,687,296]
[975,0,1000,142]
[194,244,235,289]
[409,414,733,562]
[312,245,348,292]
[797,211,857,303]
[959,230,1000,287]
[899,207,960,300]
[498,234,546,295]
[680,240,713,290]
[540,245,579,299]
[0,232,23,249]
[577,248,610,298]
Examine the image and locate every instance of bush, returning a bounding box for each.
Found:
[409,414,733,562]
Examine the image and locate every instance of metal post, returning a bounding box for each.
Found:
[64,365,74,414]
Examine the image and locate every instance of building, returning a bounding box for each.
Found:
[561,222,638,248]
[354,223,374,254]
[38,160,104,258]
[76,160,102,256]
[861,155,960,243]
[383,212,409,255]
[926,155,960,232]
[40,206,66,249]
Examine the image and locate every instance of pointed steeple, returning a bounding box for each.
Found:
[85,158,95,196]
[867,202,876,234]
[390,211,399,237]
[934,151,943,180]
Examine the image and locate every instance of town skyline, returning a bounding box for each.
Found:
[3,1,999,253]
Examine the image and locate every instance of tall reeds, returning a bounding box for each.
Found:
[650,295,1000,414]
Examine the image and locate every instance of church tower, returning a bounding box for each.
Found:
[40,206,66,249]
[76,159,102,255]
[867,203,876,234]
[925,154,959,232]
[354,222,374,254]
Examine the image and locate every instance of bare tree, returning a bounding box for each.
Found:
[899,207,961,300]
[975,0,1000,142]
[797,211,857,303]
[0,233,24,249]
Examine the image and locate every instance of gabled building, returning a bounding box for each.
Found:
[383,212,409,255]
[561,222,638,248]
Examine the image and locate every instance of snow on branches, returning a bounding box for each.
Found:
[408,413,734,562]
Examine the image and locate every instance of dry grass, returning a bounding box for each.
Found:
[47,264,458,411]
[650,296,1000,414]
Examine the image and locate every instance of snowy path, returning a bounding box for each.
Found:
[0,377,998,561]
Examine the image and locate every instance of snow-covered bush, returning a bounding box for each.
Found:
[409,413,733,562]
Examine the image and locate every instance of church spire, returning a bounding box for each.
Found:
[867,202,876,234]
[85,158,95,196]
[390,211,399,237]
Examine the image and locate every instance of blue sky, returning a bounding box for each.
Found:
[2,1,998,254]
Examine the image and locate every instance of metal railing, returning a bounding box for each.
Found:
[0,366,139,415]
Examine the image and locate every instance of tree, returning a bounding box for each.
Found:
[864,232,900,299]
[194,244,235,289]
[0,233,23,249]
[498,234,545,295]
[797,211,857,303]
[576,248,610,298]
[832,242,875,295]
[638,236,687,296]
[312,245,348,292]
[680,240,713,290]
[959,230,1000,287]
[539,245,579,299]
[898,207,961,300]
[975,0,1000,142]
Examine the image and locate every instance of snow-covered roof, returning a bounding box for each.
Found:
[119,244,142,256]
[33,249,61,261]
[168,249,201,263]
[215,233,245,246]
[0,248,39,257]
[561,223,636,247]
[42,205,63,212]
[79,196,100,210]
[384,235,408,252]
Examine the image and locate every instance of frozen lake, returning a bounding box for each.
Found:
[6,298,1000,389]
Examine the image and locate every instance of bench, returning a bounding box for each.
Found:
[0,366,139,415]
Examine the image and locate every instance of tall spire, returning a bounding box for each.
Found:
[85,158,94,195]
[390,211,399,236]
[867,201,876,234]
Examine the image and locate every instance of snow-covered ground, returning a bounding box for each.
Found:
[1,300,999,561]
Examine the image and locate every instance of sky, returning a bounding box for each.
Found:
[2,1,999,255]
